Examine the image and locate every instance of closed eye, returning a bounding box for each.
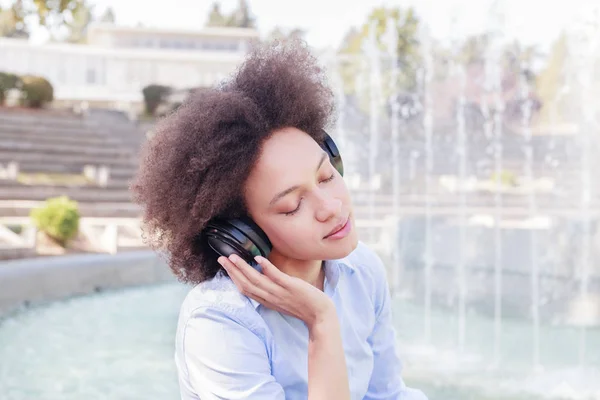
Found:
[283,173,335,216]
[284,199,302,216]
[321,173,335,183]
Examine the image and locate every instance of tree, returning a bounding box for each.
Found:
[206,2,227,27]
[535,33,573,124]
[228,0,255,28]
[338,7,420,95]
[458,33,490,65]
[1,0,94,41]
[29,0,84,26]
[64,0,93,43]
[205,0,256,29]
[0,0,29,38]
[99,7,115,24]
[142,84,172,116]
[335,6,421,124]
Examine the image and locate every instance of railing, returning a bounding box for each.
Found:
[0,216,146,259]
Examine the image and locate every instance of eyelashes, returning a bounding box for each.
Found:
[283,173,336,216]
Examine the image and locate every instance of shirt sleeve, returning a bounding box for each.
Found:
[181,306,286,400]
[363,249,429,400]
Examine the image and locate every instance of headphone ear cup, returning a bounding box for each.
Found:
[321,130,344,177]
[204,216,272,265]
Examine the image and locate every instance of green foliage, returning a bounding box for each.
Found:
[30,196,80,246]
[63,0,93,43]
[99,7,115,24]
[0,72,21,105]
[20,75,54,108]
[32,0,88,26]
[491,170,518,187]
[0,1,29,38]
[228,0,255,28]
[205,0,255,28]
[535,32,575,124]
[4,0,94,42]
[206,3,227,27]
[338,6,421,95]
[142,84,172,116]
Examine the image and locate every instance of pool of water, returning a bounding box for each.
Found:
[0,282,598,399]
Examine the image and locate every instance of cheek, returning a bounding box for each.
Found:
[334,178,351,201]
[262,218,317,250]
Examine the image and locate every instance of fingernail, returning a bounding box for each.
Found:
[229,254,239,263]
[254,256,264,263]
[217,257,225,266]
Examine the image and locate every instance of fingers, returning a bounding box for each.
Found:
[229,254,282,292]
[255,256,291,287]
[219,255,282,302]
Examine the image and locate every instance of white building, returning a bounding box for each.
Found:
[0,23,260,112]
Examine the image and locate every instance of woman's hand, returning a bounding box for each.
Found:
[218,254,335,329]
[219,254,350,400]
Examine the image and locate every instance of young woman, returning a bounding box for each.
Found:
[132,41,428,400]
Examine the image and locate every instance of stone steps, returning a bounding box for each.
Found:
[0,123,110,140]
[0,130,123,147]
[0,111,90,127]
[0,139,135,159]
[0,185,134,202]
[11,162,138,179]
[0,150,137,168]
[0,175,132,189]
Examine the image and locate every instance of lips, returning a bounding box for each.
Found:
[324,216,349,238]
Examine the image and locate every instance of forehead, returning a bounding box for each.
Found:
[258,127,321,170]
[244,128,324,203]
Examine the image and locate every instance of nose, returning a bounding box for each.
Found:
[315,191,342,222]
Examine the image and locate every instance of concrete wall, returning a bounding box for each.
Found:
[0,251,177,317]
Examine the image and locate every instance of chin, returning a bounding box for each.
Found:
[322,233,359,259]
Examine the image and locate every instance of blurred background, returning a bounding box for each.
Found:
[0,0,599,399]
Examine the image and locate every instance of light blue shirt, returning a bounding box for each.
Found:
[174,241,428,400]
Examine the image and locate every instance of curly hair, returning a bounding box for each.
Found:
[131,40,335,284]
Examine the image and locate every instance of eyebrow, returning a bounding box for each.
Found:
[269,152,328,207]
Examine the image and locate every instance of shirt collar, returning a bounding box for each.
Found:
[248,256,356,310]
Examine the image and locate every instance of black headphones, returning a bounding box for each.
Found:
[203,131,344,266]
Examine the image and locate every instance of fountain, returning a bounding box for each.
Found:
[484,25,506,369]
[384,16,403,297]
[332,1,600,397]
[419,21,435,346]
[567,6,600,368]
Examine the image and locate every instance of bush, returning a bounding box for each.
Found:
[0,72,21,105]
[142,84,172,116]
[30,196,80,246]
[20,75,54,108]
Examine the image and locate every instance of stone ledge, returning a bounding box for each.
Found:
[0,250,177,317]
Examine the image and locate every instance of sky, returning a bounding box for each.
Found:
[2,0,597,51]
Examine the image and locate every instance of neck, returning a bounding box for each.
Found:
[268,251,325,290]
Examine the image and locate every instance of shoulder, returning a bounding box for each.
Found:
[177,272,266,337]
[174,274,280,396]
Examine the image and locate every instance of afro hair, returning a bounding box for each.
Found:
[130,40,335,284]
